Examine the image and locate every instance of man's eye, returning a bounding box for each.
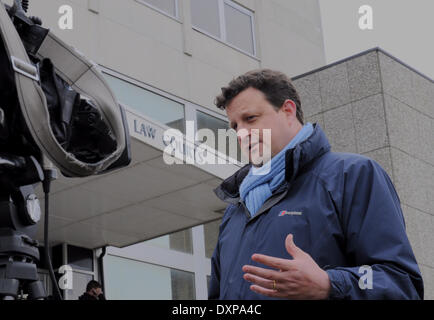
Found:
[246,116,256,121]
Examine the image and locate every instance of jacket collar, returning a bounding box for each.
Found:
[214,123,331,204]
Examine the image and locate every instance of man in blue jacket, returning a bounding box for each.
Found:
[209,69,423,300]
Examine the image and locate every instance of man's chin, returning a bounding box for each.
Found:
[249,156,270,167]
[242,148,272,167]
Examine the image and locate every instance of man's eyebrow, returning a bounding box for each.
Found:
[229,111,257,129]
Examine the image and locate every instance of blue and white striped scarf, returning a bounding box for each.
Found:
[239,123,314,216]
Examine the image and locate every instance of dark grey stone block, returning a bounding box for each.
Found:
[323,103,357,153]
[347,51,382,101]
[385,94,434,166]
[293,72,322,117]
[362,147,393,179]
[379,52,434,119]
[318,63,351,111]
[401,204,434,270]
[391,148,434,215]
[352,94,388,153]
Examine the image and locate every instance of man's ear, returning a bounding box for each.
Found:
[280,99,297,120]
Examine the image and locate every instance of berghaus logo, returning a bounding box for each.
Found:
[278,210,302,216]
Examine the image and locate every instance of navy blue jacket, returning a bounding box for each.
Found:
[209,124,423,300]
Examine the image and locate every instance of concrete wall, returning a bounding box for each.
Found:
[24,0,325,117]
[292,48,434,299]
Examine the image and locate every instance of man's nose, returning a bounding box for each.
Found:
[236,128,250,145]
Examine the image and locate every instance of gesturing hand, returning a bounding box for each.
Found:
[242,234,331,299]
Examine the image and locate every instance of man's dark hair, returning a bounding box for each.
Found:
[215,69,304,124]
[86,280,102,292]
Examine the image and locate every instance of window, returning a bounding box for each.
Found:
[196,110,241,162]
[191,0,221,38]
[170,268,196,299]
[65,271,94,300]
[103,73,186,133]
[38,245,97,300]
[224,2,255,55]
[137,0,179,19]
[145,228,194,254]
[169,229,194,254]
[203,219,222,259]
[191,0,256,56]
[104,255,195,299]
[67,245,94,272]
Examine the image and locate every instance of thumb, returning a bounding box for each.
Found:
[285,234,303,258]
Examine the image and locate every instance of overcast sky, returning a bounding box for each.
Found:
[319,0,434,79]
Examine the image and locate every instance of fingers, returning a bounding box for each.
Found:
[251,253,294,271]
[243,272,276,290]
[242,267,287,298]
[243,266,302,299]
[249,285,287,298]
[242,265,283,281]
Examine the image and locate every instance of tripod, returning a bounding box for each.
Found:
[0,154,46,299]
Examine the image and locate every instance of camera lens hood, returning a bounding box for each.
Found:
[0,3,128,177]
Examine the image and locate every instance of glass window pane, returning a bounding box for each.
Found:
[169,229,193,254]
[104,255,195,300]
[203,219,222,259]
[67,272,94,300]
[224,3,255,54]
[145,228,193,254]
[191,0,221,38]
[171,269,196,299]
[145,234,171,249]
[104,73,185,133]
[105,255,171,299]
[197,110,228,134]
[197,111,241,162]
[67,245,94,272]
[142,0,177,17]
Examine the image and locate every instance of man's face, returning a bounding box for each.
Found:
[226,87,296,166]
[90,287,102,297]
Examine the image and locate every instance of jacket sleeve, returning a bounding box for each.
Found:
[325,158,424,300]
